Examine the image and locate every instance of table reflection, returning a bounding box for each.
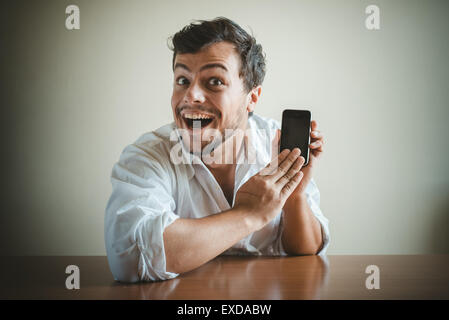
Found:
[133,255,329,299]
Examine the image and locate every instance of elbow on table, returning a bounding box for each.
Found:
[107,246,181,282]
[284,240,324,256]
[165,255,187,275]
[286,248,320,256]
[106,250,142,283]
[111,269,141,284]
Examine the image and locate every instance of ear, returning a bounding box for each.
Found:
[246,85,262,113]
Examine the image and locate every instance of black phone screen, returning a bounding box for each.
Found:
[280,109,311,166]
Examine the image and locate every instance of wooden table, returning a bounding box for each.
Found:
[1,255,448,299]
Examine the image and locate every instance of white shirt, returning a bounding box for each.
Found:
[105,113,330,282]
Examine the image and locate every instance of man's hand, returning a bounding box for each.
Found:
[165,147,305,274]
[234,148,305,230]
[280,120,324,254]
[164,123,322,274]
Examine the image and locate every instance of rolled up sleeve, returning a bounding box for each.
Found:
[105,144,180,282]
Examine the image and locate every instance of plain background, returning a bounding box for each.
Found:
[1,0,448,255]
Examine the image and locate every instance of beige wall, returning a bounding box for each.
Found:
[2,0,448,255]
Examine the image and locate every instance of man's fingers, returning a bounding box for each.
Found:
[310,130,322,139]
[310,128,324,152]
[281,171,304,198]
[259,148,290,176]
[275,156,305,186]
[310,140,323,149]
[270,148,301,181]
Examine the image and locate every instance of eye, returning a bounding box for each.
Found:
[176,76,190,86]
[208,77,224,86]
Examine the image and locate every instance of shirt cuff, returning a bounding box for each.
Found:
[135,210,180,281]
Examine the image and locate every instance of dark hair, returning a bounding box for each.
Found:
[169,17,266,93]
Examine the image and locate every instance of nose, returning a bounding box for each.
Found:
[184,79,206,105]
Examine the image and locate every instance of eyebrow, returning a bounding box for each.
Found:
[174,63,228,72]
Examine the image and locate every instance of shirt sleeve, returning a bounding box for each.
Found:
[104,143,180,282]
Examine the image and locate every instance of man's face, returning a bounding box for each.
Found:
[171,41,251,150]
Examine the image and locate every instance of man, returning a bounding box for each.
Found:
[105,17,330,282]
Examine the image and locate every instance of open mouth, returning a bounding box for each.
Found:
[181,112,215,130]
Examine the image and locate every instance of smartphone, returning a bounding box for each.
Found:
[280,109,311,166]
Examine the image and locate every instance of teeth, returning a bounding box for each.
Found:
[183,113,213,120]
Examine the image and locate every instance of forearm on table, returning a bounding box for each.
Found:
[281,195,323,255]
[163,207,262,274]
